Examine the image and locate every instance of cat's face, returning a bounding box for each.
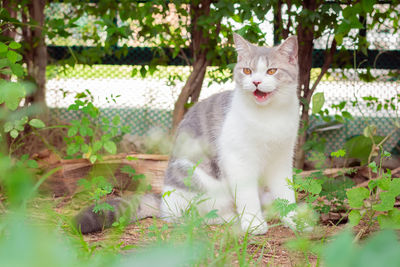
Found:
[233,34,298,105]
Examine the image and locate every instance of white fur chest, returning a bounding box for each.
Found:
[219,89,299,161]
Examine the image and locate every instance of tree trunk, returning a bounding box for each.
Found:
[25,0,48,113]
[171,0,219,132]
[171,55,209,131]
[294,0,317,169]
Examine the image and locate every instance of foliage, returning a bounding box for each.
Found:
[65,91,130,163]
[0,38,26,110]
[347,152,400,229]
[77,176,114,213]
[323,229,400,267]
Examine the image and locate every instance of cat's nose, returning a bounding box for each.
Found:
[253,81,261,86]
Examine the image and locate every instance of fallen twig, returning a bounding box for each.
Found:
[300,167,359,178]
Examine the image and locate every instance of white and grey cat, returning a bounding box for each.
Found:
[75,33,300,235]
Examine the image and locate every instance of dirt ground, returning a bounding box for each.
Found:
[79,217,354,266]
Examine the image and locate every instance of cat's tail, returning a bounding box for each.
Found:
[74,193,161,234]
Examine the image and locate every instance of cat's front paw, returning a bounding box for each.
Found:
[240,215,268,235]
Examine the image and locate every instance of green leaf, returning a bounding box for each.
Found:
[346,187,369,208]
[335,33,344,45]
[377,178,391,191]
[10,129,18,139]
[368,161,378,173]
[273,198,297,217]
[102,117,109,124]
[388,179,400,196]
[112,115,120,126]
[368,179,379,191]
[0,58,9,69]
[103,140,117,154]
[0,42,8,53]
[89,155,97,164]
[383,151,391,158]
[110,127,118,136]
[86,128,94,137]
[79,126,88,136]
[140,65,147,78]
[77,178,90,189]
[331,149,346,158]
[312,92,325,114]
[4,122,13,132]
[81,117,90,126]
[9,41,21,50]
[75,135,84,145]
[323,230,355,267]
[361,0,376,13]
[10,63,24,77]
[373,191,396,212]
[363,125,377,138]
[377,209,400,229]
[121,125,130,134]
[81,143,89,153]
[126,156,137,161]
[93,141,102,152]
[348,209,362,226]
[6,50,22,63]
[29,119,45,128]
[341,111,353,120]
[68,126,78,137]
[67,143,80,155]
[27,159,38,169]
[0,81,25,110]
[336,21,351,35]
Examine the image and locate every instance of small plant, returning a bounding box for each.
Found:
[287,149,355,221]
[77,176,114,213]
[347,151,400,229]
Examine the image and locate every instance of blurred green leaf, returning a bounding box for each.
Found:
[0,81,25,110]
[104,141,117,154]
[8,41,21,50]
[4,122,13,133]
[347,187,369,208]
[6,50,22,63]
[312,92,325,114]
[29,119,45,129]
[0,42,8,53]
[10,129,18,138]
[349,210,362,226]
[68,126,78,137]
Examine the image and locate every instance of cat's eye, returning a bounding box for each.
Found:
[267,68,277,75]
[243,68,252,75]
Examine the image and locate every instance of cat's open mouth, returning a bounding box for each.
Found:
[253,89,272,103]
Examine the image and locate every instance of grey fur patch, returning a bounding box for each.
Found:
[164,91,232,190]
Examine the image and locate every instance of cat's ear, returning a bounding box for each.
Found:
[233,33,252,61]
[277,36,298,65]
